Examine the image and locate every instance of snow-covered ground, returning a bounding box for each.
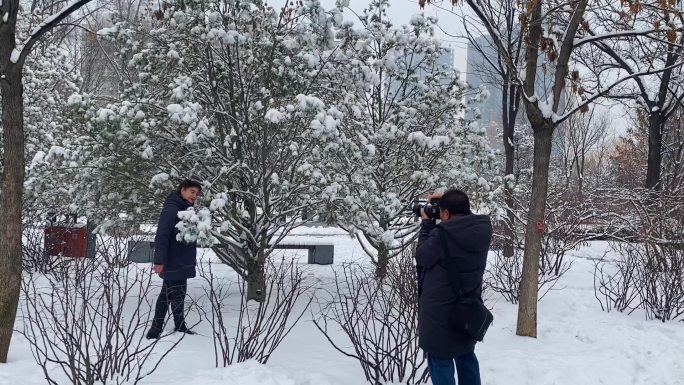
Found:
[2,227,683,385]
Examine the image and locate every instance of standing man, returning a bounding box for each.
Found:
[415,189,492,385]
[146,179,202,339]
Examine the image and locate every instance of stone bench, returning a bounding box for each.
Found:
[270,243,334,264]
[127,240,334,265]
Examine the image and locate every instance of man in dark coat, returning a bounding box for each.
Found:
[415,188,492,385]
[146,179,202,339]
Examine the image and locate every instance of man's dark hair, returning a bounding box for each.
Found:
[177,179,202,193]
[440,188,471,216]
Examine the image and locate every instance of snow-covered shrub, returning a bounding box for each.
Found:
[488,190,593,304]
[595,240,684,322]
[594,188,684,321]
[197,256,313,366]
[313,247,429,385]
[593,243,642,314]
[488,245,570,305]
[21,210,62,275]
[634,243,684,321]
[20,235,190,385]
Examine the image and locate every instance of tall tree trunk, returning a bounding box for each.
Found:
[1,1,24,360]
[516,0,545,338]
[0,0,92,362]
[577,156,584,203]
[516,123,553,338]
[502,83,516,260]
[0,69,25,363]
[645,112,663,191]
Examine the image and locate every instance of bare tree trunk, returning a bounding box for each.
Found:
[515,1,545,337]
[247,258,266,302]
[375,244,389,279]
[573,150,584,203]
[0,69,25,363]
[646,113,663,191]
[243,196,266,302]
[0,2,24,360]
[516,123,553,338]
[502,83,516,260]
[247,233,267,303]
[0,0,94,362]
[577,156,585,203]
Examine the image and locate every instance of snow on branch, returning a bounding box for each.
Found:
[11,0,94,65]
[574,28,684,48]
[460,0,684,124]
[556,60,684,124]
[551,0,589,111]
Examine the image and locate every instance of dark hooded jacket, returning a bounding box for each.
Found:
[415,215,492,358]
[153,192,197,280]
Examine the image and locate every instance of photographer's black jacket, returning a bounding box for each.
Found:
[415,215,492,358]
[153,192,197,280]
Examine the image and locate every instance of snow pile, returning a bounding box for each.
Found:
[185,360,338,385]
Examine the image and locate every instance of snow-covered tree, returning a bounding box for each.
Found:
[28,2,185,226]
[28,93,168,227]
[323,0,497,278]
[71,0,346,301]
[0,0,95,364]
[2,40,80,196]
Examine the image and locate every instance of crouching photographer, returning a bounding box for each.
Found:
[414,189,493,385]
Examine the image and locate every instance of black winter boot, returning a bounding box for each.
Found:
[175,324,196,335]
[146,324,163,339]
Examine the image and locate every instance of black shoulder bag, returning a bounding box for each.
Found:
[437,227,493,342]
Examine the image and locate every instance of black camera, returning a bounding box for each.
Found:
[411,198,441,220]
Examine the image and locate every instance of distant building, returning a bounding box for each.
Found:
[466,35,502,149]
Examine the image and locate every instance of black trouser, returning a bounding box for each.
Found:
[151,279,188,329]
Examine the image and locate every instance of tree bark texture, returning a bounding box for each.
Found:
[515,123,553,338]
[646,112,663,191]
[0,68,25,364]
